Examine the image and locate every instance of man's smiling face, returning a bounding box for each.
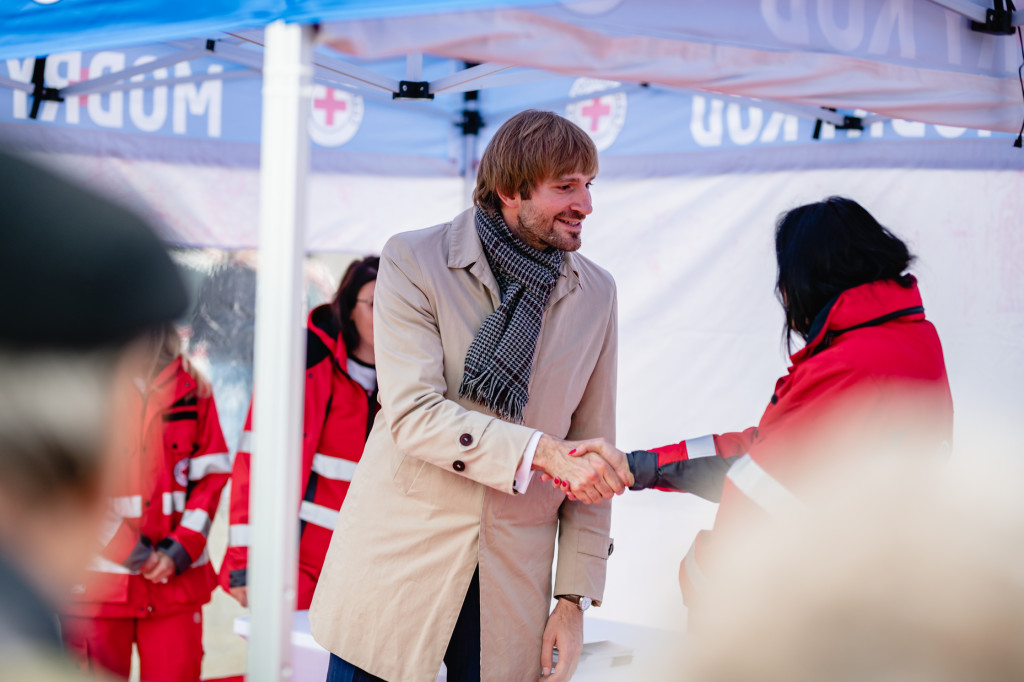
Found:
[501,172,595,252]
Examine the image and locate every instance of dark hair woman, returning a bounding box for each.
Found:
[221,255,380,610]
[775,196,915,347]
[551,197,953,617]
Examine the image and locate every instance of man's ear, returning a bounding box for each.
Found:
[497,189,520,210]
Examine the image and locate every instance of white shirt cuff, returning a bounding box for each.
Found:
[514,431,542,494]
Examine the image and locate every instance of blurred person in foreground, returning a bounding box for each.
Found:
[220,255,380,610]
[60,322,230,681]
[685,448,1024,682]
[555,196,954,621]
[309,110,631,682]
[0,150,187,678]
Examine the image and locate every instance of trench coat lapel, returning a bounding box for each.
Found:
[447,208,582,311]
[548,254,581,309]
[448,208,501,309]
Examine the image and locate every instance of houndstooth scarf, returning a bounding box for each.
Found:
[459,207,564,424]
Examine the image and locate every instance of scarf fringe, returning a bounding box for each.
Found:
[460,370,526,424]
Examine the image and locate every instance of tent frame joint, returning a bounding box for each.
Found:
[812,109,863,139]
[459,109,484,136]
[969,0,1018,35]
[29,57,63,120]
[394,80,433,100]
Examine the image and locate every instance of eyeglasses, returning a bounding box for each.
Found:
[356,299,374,308]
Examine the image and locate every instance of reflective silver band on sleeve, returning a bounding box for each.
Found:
[298,501,340,531]
[726,454,804,518]
[110,495,142,518]
[191,548,210,568]
[311,453,358,482]
[162,491,187,515]
[228,524,250,548]
[685,435,717,460]
[89,555,136,575]
[189,452,232,480]
[180,509,212,537]
[98,512,123,546]
[683,542,709,594]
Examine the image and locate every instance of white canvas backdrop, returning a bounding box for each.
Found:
[36,150,1024,629]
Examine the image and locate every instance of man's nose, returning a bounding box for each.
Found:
[574,187,593,215]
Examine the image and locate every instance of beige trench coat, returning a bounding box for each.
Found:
[309,208,617,682]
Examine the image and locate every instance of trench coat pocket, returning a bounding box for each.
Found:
[554,527,613,603]
[578,529,613,559]
[391,451,426,495]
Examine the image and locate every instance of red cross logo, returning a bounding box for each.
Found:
[580,97,611,132]
[314,88,348,126]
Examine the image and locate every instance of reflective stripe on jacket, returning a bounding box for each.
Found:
[219,304,378,609]
[66,357,229,618]
[647,278,954,605]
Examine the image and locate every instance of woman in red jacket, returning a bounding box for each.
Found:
[558,197,954,609]
[221,255,379,610]
[61,322,231,681]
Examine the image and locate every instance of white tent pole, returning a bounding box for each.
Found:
[461,88,479,210]
[406,52,423,81]
[248,19,312,682]
[463,131,476,209]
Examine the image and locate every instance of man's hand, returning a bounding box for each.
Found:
[229,585,249,608]
[532,435,631,504]
[141,550,175,584]
[539,598,583,680]
[536,437,633,503]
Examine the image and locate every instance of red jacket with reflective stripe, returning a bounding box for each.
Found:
[220,305,378,609]
[65,358,230,619]
[648,279,954,603]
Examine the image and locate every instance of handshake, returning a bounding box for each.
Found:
[531,435,633,504]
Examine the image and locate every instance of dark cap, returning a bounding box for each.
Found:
[0,150,188,349]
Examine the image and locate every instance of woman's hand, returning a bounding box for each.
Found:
[539,438,633,501]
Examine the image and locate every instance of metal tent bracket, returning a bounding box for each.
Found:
[970,0,1018,35]
[29,57,63,120]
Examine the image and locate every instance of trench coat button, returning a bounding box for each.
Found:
[753,428,760,438]
[770,394,778,405]
[453,460,466,472]
[459,433,473,446]
[608,542,614,557]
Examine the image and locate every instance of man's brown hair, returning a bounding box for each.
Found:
[473,110,598,214]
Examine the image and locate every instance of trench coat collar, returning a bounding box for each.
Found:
[447,207,581,309]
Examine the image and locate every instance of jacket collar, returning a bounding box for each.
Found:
[308,304,350,367]
[794,277,925,363]
[447,207,581,309]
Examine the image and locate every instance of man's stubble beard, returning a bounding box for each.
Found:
[517,210,584,253]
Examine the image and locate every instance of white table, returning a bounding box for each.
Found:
[234,611,682,681]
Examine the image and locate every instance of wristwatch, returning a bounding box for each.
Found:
[556,594,592,611]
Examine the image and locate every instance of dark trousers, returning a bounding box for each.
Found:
[326,567,481,682]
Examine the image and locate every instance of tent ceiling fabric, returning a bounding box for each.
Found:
[0,0,548,60]
[317,0,1024,133]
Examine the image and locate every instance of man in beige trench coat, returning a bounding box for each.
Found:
[309,110,630,682]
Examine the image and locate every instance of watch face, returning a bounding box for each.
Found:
[579,596,593,611]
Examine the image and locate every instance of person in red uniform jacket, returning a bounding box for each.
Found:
[221,255,379,610]
[61,322,231,681]
[554,197,954,614]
